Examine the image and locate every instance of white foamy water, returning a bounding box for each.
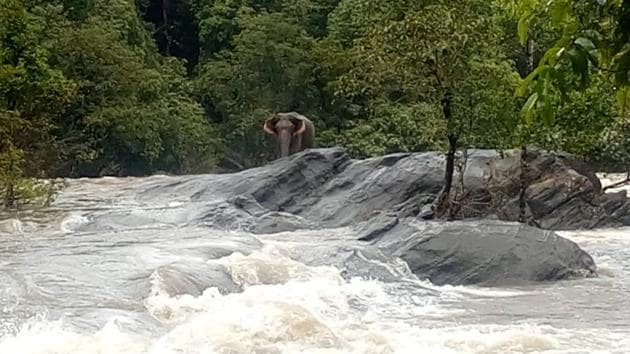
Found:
[0,218,23,234]
[0,175,629,353]
[59,213,90,233]
[599,173,630,197]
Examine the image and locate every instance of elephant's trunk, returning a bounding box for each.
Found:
[278,129,292,157]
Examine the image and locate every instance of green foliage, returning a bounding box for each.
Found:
[0,143,58,208]
[197,10,322,163]
[331,0,519,156]
[195,0,338,57]
[517,0,630,120]
[1,0,219,208]
[335,102,446,158]
[195,0,284,56]
[1,0,627,208]
[0,0,75,207]
[552,74,616,157]
[49,9,218,175]
[601,114,630,173]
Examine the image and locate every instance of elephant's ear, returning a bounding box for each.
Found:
[263,116,278,135]
[290,116,306,135]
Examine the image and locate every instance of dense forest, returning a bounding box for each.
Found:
[1,0,629,208]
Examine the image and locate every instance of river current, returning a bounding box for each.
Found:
[0,174,628,353]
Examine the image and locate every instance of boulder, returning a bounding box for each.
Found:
[271,217,597,286]
[361,219,597,286]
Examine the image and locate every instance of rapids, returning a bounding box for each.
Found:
[0,174,629,353]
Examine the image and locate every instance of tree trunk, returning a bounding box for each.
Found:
[4,184,15,209]
[526,39,535,74]
[514,40,535,222]
[518,145,528,223]
[8,92,16,111]
[443,133,458,198]
[433,134,458,219]
[457,148,469,196]
[3,95,16,208]
[433,89,458,219]
[4,158,15,209]
[162,0,171,55]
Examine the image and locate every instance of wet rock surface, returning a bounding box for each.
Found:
[129,147,614,286]
[140,147,629,231]
[360,218,597,286]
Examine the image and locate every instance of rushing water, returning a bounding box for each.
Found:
[0,174,629,353]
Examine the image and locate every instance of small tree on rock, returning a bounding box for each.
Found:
[335,0,519,218]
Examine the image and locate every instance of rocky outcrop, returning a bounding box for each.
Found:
[463,149,620,229]
[129,147,620,286]
[141,147,629,231]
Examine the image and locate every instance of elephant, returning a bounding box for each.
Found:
[263,112,315,158]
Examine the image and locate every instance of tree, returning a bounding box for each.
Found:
[517,0,630,120]
[0,0,75,207]
[197,10,322,165]
[195,0,285,57]
[334,0,520,217]
[137,0,200,71]
[601,115,630,179]
[515,0,629,201]
[47,0,218,176]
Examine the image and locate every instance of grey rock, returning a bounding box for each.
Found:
[371,219,597,286]
[138,147,629,230]
[128,147,622,286]
[356,212,399,242]
[154,262,241,296]
[284,243,420,283]
[229,195,268,217]
[250,212,315,234]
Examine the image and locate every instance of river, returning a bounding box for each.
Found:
[0,174,628,353]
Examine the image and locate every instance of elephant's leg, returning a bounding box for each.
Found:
[290,134,304,155]
[274,138,284,159]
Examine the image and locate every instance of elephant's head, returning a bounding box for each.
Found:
[263,113,307,157]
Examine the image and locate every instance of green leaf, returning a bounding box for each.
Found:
[585,48,599,68]
[520,92,538,125]
[517,65,547,97]
[567,48,588,79]
[550,1,569,24]
[574,37,596,52]
[517,16,530,45]
[541,83,554,126]
[539,44,566,66]
[583,30,603,42]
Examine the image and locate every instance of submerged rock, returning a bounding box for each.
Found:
[153,262,241,296]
